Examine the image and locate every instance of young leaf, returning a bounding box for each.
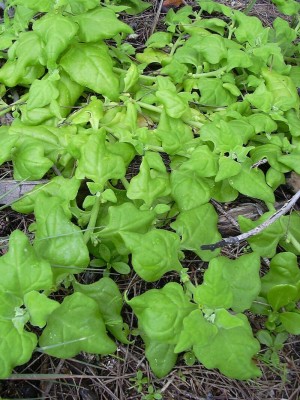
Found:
[24,291,60,328]
[279,312,300,334]
[267,284,298,311]
[39,292,117,358]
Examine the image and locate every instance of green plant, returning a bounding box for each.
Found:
[0,0,299,381]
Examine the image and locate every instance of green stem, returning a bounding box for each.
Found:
[244,0,258,15]
[188,66,227,79]
[83,192,102,244]
[120,176,130,190]
[0,93,29,117]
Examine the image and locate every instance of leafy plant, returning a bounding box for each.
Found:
[0,0,299,381]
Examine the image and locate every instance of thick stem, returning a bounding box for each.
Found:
[188,66,227,79]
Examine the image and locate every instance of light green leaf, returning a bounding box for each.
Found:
[156,89,189,119]
[0,230,53,298]
[215,156,241,182]
[171,203,221,261]
[27,78,59,111]
[76,130,126,190]
[228,158,275,204]
[179,145,218,177]
[0,320,37,379]
[124,230,182,281]
[198,78,237,107]
[33,194,89,282]
[124,63,139,92]
[127,152,171,207]
[12,176,81,215]
[144,340,177,378]
[238,212,285,258]
[261,252,300,297]
[155,111,193,155]
[171,169,211,211]
[267,284,298,311]
[73,277,128,343]
[195,253,261,312]
[72,7,133,42]
[39,292,117,358]
[127,282,195,343]
[33,13,78,67]
[24,291,60,328]
[0,126,18,164]
[146,32,172,48]
[233,11,266,44]
[279,312,300,334]
[280,212,300,255]
[60,43,120,100]
[97,202,156,254]
[191,309,261,379]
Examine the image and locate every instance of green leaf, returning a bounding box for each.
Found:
[171,169,211,211]
[271,0,300,15]
[171,203,221,261]
[26,78,59,111]
[127,152,171,207]
[144,340,177,378]
[155,111,193,155]
[262,68,299,112]
[0,320,37,378]
[76,130,126,190]
[176,309,261,379]
[0,230,53,297]
[58,0,100,14]
[215,156,241,182]
[267,284,298,311]
[233,11,266,44]
[33,13,78,67]
[60,43,120,100]
[24,291,60,328]
[261,252,300,298]
[156,89,189,119]
[0,126,18,164]
[33,193,89,282]
[280,212,300,255]
[146,32,172,49]
[228,158,275,204]
[12,176,81,215]
[179,145,218,177]
[194,253,261,312]
[127,282,195,343]
[72,7,133,42]
[124,63,139,92]
[97,202,156,254]
[73,277,128,343]
[39,292,117,358]
[198,78,237,107]
[279,312,300,334]
[124,230,182,281]
[114,0,151,15]
[238,212,285,258]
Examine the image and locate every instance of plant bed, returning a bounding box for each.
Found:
[0,0,300,398]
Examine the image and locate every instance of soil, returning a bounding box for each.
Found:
[0,1,299,399]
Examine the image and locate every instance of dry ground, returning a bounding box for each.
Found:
[0,1,300,399]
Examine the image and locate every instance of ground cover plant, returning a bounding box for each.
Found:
[0,0,299,396]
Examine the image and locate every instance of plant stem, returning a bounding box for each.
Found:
[244,0,258,15]
[120,176,130,189]
[188,66,227,79]
[0,93,29,117]
[83,192,101,244]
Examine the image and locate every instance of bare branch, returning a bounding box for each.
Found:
[202,190,300,251]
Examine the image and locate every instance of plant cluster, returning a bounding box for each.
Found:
[0,0,299,381]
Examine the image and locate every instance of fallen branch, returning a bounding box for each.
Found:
[201,189,300,251]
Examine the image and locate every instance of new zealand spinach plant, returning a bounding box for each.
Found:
[0,0,299,381]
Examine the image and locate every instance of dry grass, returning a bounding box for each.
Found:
[0,1,299,399]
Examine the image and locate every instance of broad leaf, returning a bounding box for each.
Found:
[60,43,120,100]
[39,293,117,358]
[124,230,182,281]
[24,291,60,328]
